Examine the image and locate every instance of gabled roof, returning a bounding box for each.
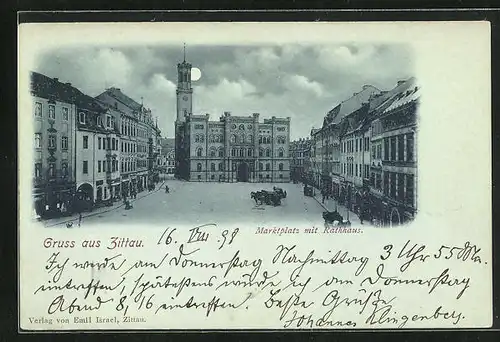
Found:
[330,85,381,125]
[30,71,104,113]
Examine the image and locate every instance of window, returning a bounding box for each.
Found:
[48,105,55,119]
[397,173,405,201]
[279,163,283,171]
[377,145,382,159]
[266,149,270,157]
[198,175,202,180]
[278,148,284,157]
[48,163,56,178]
[218,149,224,157]
[390,172,396,198]
[34,163,42,177]
[398,135,405,161]
[211,163,216,172]
[365,137,370,151]
[355,164,358,177]
[83,135,88,149]
[266,174,270,179]
[197,163,202,172]
[266,163,270,171]
[390,137,397,161]
[83,161,88,174]
[62,107,69,121]
[106,115,112,128]
[239,124,245,130]
[230,135,236,143]
[259,163,263,171]
[61,136,68,150]
[279,174,283,179]
[98,161,102,172]
[103,138,106,150]
[196,148,203,157]
[79,112,86,124]
[248,148,253,157]
[407,133,414,162]
[34,133,41,148]
[210,149,216,157]
[218,163,224,171]
[107,138,111,150]
[48,135,56,149]
[406,174,415,206]
[34,102,42,117]
[98,137,102,149]
[259,148,264,157]
[239,149,244,157]
[384,138,389,160]
[248,135,253,143]
[97,116,102,126]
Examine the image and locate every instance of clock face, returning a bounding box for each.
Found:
[182,96,188,101]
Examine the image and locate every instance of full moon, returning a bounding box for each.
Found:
[191,67,201,81]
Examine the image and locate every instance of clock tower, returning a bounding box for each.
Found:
[176,44,193,122]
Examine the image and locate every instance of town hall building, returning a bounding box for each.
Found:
[174,53,291,183]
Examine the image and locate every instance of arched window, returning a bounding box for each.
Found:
[266,163,270,171]
[259,148,264,157]
[259,136,263,144]
[199,134,205,143]
[211,163,216,171]
[248,148,253,157]
[239,124,245,130]
[196,147,203,157]
[239,149,244,157]
[259,163,263,171]
[231,148,236,157]
[230,135,236,144]
[218,148,224,157]
[266,149,271,157]
[278,148,284,157]
[220,135,224,143]
[218,163,224,171]
[239,134,245,144]
[195,135,200,143]
[197,163,202,172]
[248,135,253,143]
[279,163,283,171]
[209,148,216,157]
[267,136,271,144]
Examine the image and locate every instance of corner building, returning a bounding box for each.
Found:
[174,56,291,183]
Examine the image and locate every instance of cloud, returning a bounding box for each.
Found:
[35,43,414,140]
[283,74,324,98]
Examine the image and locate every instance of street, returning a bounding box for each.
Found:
[43,180,367,228]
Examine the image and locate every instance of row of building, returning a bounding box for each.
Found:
[290,77,419,225]
[31,71,169,216]
[174,56,292,182]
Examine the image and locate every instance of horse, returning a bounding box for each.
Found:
[251,191,265,205]
[323,210,344,223]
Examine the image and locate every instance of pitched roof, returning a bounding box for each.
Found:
[99,87,142,111]
[30,71,104,113]
[326,85,381,125]
[371,77,417,115]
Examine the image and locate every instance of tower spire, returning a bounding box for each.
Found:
[183,43,186,62]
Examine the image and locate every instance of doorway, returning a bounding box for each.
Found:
[237,162,249,182]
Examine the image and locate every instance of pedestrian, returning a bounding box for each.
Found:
[322,190,325,204]
[78,212,82,227]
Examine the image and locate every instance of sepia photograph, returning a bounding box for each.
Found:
[30,42,418,228]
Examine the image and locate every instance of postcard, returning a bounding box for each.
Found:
[18,21,492,330]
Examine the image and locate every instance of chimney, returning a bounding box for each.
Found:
[224,111,231,117]
[397,80,405,86]
[53,78,59,82]
[65,82,71,86]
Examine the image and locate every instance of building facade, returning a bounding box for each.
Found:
[290,138,312,182]
[30,72,77,216]
[307,78,419,226]
[174,55,291,183]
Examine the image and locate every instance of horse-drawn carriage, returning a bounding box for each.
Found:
[251,187,287,206]
[322,210,351,227]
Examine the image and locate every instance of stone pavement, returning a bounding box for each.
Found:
[41,181,166,228]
